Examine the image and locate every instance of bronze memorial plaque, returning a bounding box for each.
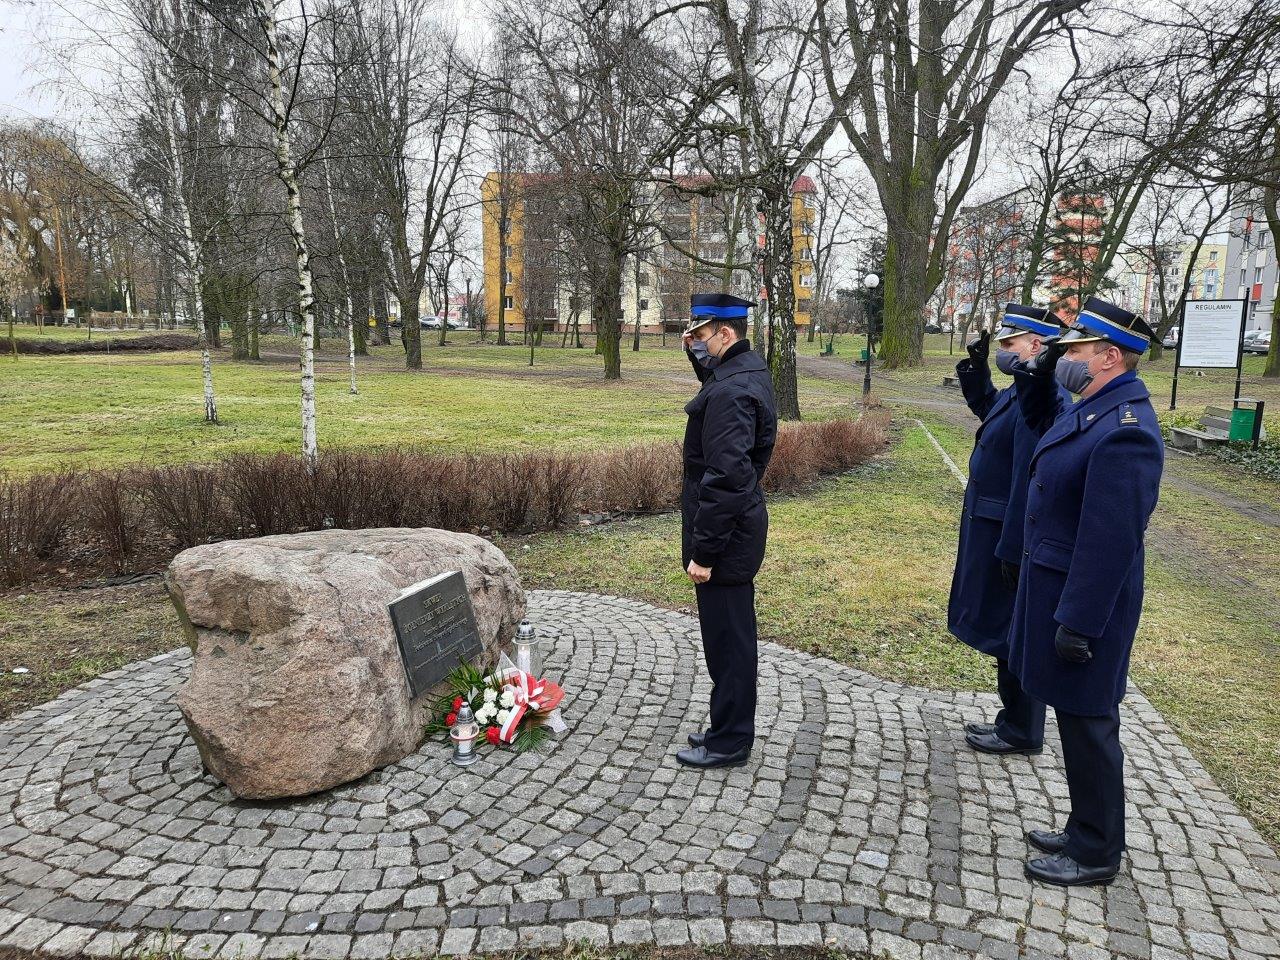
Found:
[388,571,482,698]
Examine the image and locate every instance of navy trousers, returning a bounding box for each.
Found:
[1057,706,1125,868]
[694,580,758,754]
[995,659,1046,749]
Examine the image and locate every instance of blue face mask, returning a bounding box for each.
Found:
[994,349,1019,375]
[689,338,719,369]
[1055,357,1095,395]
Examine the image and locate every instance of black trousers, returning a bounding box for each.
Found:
[694,580,758,754]
[994,658,1046,749]
[1057,706,1125,868]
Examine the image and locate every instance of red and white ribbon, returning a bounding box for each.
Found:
[499,670,549,743]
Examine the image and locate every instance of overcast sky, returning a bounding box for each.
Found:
[0,4,51,121]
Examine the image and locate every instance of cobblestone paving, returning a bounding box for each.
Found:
[2,591,1278,960]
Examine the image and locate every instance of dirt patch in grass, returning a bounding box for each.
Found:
[0,577,180,720]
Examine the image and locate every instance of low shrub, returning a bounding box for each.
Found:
[9,334,198,355]
[0,413,889,586]
[0,472,80,586]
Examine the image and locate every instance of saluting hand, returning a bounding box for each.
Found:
[687,560,712,584]
[1027,335,1069,375]
[966,330,991,364]
[1054,624,1093,663]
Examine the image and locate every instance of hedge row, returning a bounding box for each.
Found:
[0,414,888,587]
[8,334,198,355]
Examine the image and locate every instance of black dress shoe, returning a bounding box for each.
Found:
[1027,829,1069,854]
[687,732,707,748]
[964,721,997,737]
[1025,852,1119,887]
[965,730,1042,755]
[676,745,751,769]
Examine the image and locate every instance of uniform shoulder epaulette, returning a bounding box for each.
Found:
[1118,405,1140,426]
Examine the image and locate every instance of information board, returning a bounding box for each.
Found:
[1179,299,1247,368]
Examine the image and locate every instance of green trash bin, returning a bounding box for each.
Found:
[859,348,869,362]
[1229,402,1259,442]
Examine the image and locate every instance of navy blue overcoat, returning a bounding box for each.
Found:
[681,340,778,585]
[1007,374,1164,715]
[947,361,1070,657]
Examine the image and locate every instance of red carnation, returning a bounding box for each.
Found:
[452,696,463,711]
[445,712,458,726]
[486,726,501,745]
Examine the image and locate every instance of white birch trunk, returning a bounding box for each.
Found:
[322,159,357,395]
[346,295,357,395]
[256,0,318,464]
[159,58,217,424]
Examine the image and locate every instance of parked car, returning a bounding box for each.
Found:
[420,316,445,329]
[1162,327,1180,349]
[1243,329,1271,355]
[925,322,943,334]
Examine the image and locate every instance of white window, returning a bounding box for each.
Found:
[1209,249,1218,262]
[1257,247,1270,266]
[1240,268,1247,286]
[503,245,513,259]
[800,273,815,288]
[1255,267,1263,283]
[503,296,513,310]
[639,298,649,310]
[504,270,513,284]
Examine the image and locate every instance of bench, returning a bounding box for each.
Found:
[1169,405,1267,452]
[942,375,960,388]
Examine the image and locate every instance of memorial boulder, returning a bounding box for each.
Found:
[164,527,526,799]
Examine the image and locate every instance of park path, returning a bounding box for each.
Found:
[1,591,1278,960]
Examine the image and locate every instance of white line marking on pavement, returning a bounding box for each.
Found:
[914,418,968,489]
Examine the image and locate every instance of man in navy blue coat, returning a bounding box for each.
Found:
[949,304,1068,756]
[1007,296,1164,886]
[677,293,778,769]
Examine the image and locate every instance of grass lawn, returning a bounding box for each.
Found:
[0,337,858,474]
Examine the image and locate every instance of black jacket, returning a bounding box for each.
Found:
[681,340,778,585]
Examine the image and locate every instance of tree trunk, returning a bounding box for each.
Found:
[250,309,260,360]
[351,286,368,355]
[230,310,249,361]
[374,287,390,346]
[402,293,422,369]
[163,87,217,423]
[257,0,317,462]
[761,187,800,419]
[880,220,931,368]
[632,254,643,352]
[594,252,624,379]
[497,218,510,346]
[1260,184,1280,378]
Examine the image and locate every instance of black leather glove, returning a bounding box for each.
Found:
[1025,335,1068,375]
[1054,624,1093,663]
[966,330,991,364]
[1000,560,1020,590]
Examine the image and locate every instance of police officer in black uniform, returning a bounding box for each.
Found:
[949,304,1069,756]
[677,293,777,769]
[1007,296,1165,886]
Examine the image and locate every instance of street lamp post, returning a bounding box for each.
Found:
[862,273,879,399]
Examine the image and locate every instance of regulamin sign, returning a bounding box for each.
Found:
[1179,299,1248,369]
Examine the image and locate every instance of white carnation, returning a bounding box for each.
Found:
[483,687,498,703]
[475,705,493,723]
[496,709,512,725]
[500,690,516,708]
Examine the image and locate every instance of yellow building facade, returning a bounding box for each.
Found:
[482,172,815,333]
